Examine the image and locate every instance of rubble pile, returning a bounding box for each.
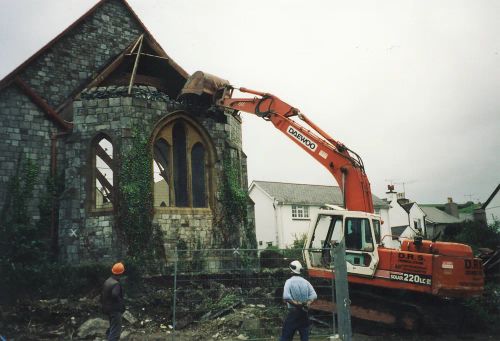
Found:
[0,277,298,340]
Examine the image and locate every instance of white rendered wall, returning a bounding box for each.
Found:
[249,186,278,249]
[400,204,426,240]
[277,204,320,248]
[377,207,393,246]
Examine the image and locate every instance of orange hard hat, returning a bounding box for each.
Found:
[111,262,125,275]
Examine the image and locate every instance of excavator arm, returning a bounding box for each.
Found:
[215,85,374,213]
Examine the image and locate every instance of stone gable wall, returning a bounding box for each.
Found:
[21,0,142,109]
[0,0,144,235]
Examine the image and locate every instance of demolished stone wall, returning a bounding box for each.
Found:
[60,85,253,262]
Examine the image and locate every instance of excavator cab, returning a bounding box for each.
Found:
[305,207,380,277]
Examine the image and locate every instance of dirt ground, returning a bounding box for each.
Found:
[1,276,498,341]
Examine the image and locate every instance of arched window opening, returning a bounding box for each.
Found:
[153,138,170,207]
[173,122,188,207]
[152,115,213,209]
[191,143,206,207]
[94,136,114,209]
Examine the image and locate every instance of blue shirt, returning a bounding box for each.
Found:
[282,275,317,308]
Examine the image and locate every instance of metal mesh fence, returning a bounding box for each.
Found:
[168,248,338,340]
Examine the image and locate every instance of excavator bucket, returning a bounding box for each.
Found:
[178,70,230,103]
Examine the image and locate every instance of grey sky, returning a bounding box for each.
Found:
[1,0,499,204]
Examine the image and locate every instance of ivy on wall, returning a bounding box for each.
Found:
[0,156,48,265]
[216,152,256,249]
[118,131,165,265]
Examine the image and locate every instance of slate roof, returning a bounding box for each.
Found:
[251,181,389,208]
[421,206,461,224]
[399,200,415,214]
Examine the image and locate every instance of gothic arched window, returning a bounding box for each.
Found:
[152,115,213,209]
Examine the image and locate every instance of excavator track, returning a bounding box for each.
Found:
[309,280,469,332]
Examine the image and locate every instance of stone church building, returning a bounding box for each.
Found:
[0,0,255,262]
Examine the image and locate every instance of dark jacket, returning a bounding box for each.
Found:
[101,276,125,314]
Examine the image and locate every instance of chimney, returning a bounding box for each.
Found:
[386,185,398,203]
[444,197,459,218]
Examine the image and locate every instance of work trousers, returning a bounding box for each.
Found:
[106,312,122,341]
[280,307,310,341]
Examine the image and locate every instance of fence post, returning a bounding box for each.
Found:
[171,246,178,341]
[331,240,352,341]
[330,246,337,336]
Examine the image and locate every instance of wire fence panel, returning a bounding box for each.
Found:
[169,248,337,340]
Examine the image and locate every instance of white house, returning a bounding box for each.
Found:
[382,186,427,248]
[483,184,500,226]
[248,181,390,249]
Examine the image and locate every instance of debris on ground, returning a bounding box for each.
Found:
[1,276,498,340]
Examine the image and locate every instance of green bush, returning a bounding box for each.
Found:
[443,221,500,251]
[0,262,109,303]
[464,282,500,331]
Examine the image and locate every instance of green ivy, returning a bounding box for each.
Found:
[118,130,164,269]
[37,172,65,258]
[217,153,256,249]
[0,156,47,265]
[443,221,500,252]
[118,130,153,255]
[216,153,246,247]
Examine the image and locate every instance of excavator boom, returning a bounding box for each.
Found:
[215,85,374,213]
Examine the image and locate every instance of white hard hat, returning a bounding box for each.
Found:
[289,260,302,274]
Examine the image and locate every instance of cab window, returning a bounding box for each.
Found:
[345,218,374,252]
[372,219,381,244]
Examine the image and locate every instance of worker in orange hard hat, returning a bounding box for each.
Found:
[101,262,126,341]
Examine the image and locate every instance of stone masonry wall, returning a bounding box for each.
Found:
[0,0,256,263]
[0,85,54,220]
[60,86,249,262]
[0,0,145,248]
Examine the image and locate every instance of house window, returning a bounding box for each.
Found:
[92,135,114,209]
[153,116,212,208]
[292,205,309,219]
[267,242,273,247]
[414,219,422,230]
[259,241,263,246]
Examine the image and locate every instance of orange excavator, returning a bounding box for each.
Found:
[181,71,485,329]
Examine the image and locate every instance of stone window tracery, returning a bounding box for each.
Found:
[153,116,212,209]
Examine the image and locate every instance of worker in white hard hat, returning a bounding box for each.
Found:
[280,260,317,341]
